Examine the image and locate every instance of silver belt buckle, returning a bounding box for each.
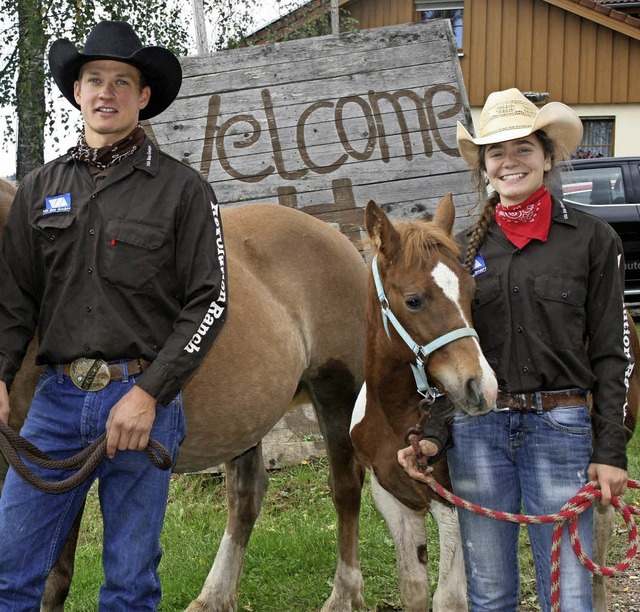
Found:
[69,358,111,391]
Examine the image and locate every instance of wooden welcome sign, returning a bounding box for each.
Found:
[146,21,477,242]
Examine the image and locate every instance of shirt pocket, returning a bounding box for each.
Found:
[534,276,587,349]
[102,219,170,290]
[472,276,507,351]
[32,213,76,282]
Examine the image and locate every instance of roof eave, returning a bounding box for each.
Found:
[543,0,640,40]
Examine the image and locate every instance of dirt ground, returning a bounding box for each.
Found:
[607,551,640,611]
[515,542,640,611]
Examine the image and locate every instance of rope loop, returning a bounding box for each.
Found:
[408,433,640,612]
[0,420,172,495]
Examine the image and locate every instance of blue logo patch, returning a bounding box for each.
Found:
[471,253,487,277]
[44,193,71,215]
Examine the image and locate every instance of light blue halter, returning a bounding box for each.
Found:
[371,255,479,403]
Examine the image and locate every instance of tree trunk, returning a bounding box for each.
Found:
[16,0,46,181]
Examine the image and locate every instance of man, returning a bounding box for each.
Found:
[0,21,227,608]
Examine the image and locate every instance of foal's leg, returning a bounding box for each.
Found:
[307,370,366,612]
[593,503,615,612]
[186,443,269,612]
[369,474,431,611]
[429,499,467,612]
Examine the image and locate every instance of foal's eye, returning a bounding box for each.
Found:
[404,295,425,311]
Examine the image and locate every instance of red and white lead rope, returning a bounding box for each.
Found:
[408,433,640,612]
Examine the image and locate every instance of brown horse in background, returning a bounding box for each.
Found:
[350,195,498,611]
[0,180,369,611]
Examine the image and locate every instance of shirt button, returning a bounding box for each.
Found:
[513,287,520,293]
[86,306,92,313]
[89,229,95,236]
[561,292,568,299]
[49,235,56,242]
[517,326,524,333]
[84,345,90,352]
[87,268,93,274]
[522,366,529,373]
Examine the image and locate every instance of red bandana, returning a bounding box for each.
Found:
[494,186,552,249]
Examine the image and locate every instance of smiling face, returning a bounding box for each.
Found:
[483,135,552,207]
[73,60,150,148]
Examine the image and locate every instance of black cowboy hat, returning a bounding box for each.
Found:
[48,20,182,120]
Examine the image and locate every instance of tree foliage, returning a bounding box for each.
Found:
[1,0,262,179]
[1,0,358,179]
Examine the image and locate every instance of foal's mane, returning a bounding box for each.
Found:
[368,218,461,268]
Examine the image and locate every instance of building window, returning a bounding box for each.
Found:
[418,2,464,49]
[573,117,614,159]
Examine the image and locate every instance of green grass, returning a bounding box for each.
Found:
[61,434,640,611]
[63,333,640,612]
[65,459,407,611]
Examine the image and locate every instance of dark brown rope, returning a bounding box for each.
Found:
[0,420,172,495]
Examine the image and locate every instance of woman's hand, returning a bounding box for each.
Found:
[397,440,440,484]
[588,463,628,506]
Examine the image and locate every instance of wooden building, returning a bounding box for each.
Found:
[250,0,640,156]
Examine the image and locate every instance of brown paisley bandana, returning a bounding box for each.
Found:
[68,125,145,169]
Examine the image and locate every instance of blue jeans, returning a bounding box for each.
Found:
[448,402,594,612]
[0,365,186,611]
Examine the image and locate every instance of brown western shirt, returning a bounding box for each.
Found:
[458,197,632,469]
[0,137,227,405]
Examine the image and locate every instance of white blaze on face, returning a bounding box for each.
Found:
[431,262,470,326]
[430,261,497,400]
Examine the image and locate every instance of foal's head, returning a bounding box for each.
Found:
[365,194,497,415]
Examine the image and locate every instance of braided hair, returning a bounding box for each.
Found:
[463,130,558,273]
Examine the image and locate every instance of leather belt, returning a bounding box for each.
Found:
[495,390,590,412]
[58,358,150,391]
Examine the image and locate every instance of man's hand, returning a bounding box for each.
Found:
[397,440,440,484]
[588,463,628,506]
[105,386,157,459]
[0,380,10,425]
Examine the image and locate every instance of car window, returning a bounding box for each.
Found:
[560,166,625,205]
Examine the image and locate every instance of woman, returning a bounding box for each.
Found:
[398,88,632,611]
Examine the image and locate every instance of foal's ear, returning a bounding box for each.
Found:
[432,192,455,235]
[364,200,400,260]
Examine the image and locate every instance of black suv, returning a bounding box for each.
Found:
[556,157,640,309]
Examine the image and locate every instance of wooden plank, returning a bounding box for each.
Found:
[629,41,640,100]
[611,34,630,102]
[548,7,567,100]
[611,34,632,104]
[147,21,475,234]
[595,26,614,103]
[467,0,488,105]
[515,0,534,91]
[578,19,597,102]
[484,0,503,93]
[531,1,549,92]
[501,0,518,87]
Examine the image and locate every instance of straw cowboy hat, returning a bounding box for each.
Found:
[456,88,583,167]
[48,20,182,120]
